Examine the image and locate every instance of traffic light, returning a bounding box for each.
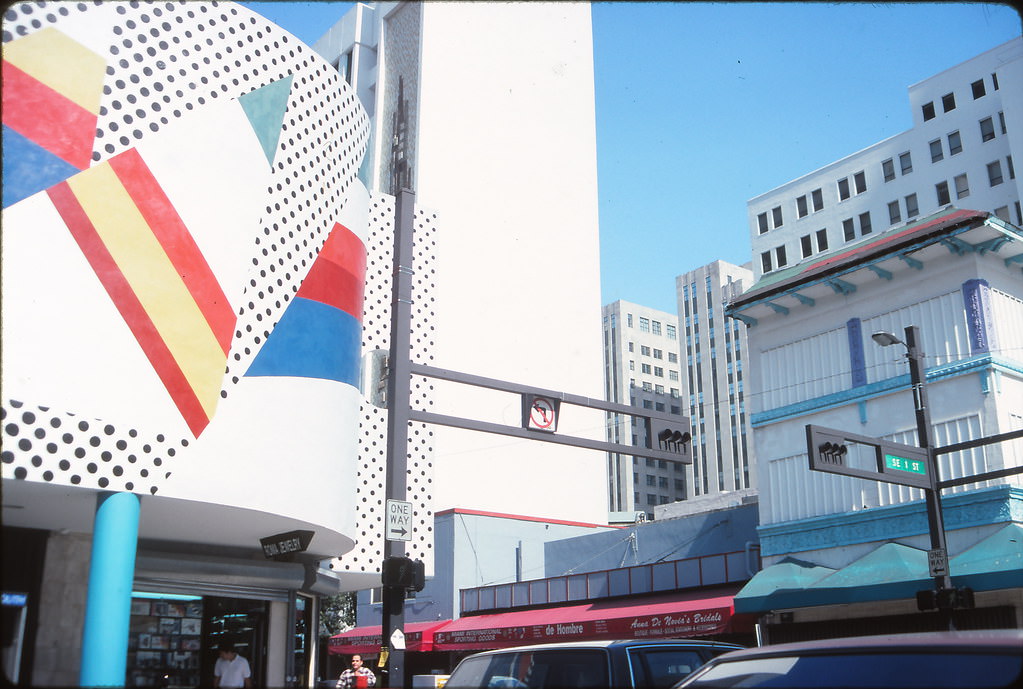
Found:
[382,555,426,591]
[655,425,691,455]
[916,586,975,611]
[818,441,848,463]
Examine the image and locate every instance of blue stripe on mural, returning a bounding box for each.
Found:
[245,297,362,386]
[847,318,867,388]
[2,125,81,208]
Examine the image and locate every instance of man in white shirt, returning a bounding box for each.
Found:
[213,640,252,688]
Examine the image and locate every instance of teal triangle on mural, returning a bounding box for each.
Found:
[238,75,294,165]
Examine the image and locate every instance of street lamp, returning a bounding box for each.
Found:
[872,326,953,596]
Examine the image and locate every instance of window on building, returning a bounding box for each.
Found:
[654,367,664,378]
[646,475,656,486]
[853,171,867,194]
[653,348,663,359]
[882,158,895,182]
[858,211,872,235]
[994,206,1010,222]
[837,177,851,201]
[771,206,783,228]
[668,352,678,363]
[757,212,769,234]
[980,117,995,142]
[922,101,935,121]
[669,370,679,381]
[930,139,943,163]
[992,72,1000,90]
[942,92,956,112]
[843,217,856,240]
[652,321,662,336]
[988,160,1004,186]
[1008,156,1015,180]
[775,245,787,268]
[642,398,653,408]
[647,494,657,506]
[811,188,824,211]
[658,476,669,489]
[641,363,651,374]
[627,314,633,328]
[666,324,677,340]
[905,193,919,218]
[972,79,986,99]
[801,234,813,258]
[639,317,650,333]
[761,251,772,273]
[629,360,635,371]
[899,151,913,174]
[999,111,1006,135]
[936,180,951,206]
[628,342,634,352]
[888,201,901,225]
[641,345,651,356]
[816,228,829,252]
[1016,202,1022,224]
[948,130,962,155]
[796,195,808,218]
[954,173,970,199]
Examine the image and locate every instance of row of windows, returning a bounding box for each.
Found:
[756,111,1007,239]
[764,154,1017,272]
[638,474,686,490]
[628,343,679,364]
[921,71,999,122]
[631,381,681,397]
[625,314,677,339]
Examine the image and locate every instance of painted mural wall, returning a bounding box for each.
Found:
[2,1,370,554]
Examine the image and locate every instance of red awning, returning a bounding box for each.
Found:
[432,586,747,651]
[329,620,450,655]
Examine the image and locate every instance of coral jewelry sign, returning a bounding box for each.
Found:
[433,606,731,650]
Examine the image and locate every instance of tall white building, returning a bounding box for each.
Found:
[747,37,1023,285]
[602,301,686,519]
[313,1,608,573]
[676,261,756,501]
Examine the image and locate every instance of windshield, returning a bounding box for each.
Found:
[446,649,610,689]
[683,651,1023,688]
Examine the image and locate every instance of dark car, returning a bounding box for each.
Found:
[443,638,745,689]
[672,629,1023,688]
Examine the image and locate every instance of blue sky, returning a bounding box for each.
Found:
[241,2,1021,314]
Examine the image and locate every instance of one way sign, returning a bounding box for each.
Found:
[386,499,413,542]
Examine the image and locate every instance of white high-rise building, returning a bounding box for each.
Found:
[313,2,608,553]
[746,37,1022,285]
[676,261,756,502]
[601,301,686,519]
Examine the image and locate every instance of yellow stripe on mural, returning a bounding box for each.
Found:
[3,27,106,115]
[67,164,226,419]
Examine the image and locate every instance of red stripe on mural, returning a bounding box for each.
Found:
[108,149,237,355]
[296,258,365,320]
[47,181,211,437]
[296,223,366,318]
[1,60,96,169]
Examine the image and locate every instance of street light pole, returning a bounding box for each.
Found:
[901,326,953,594]
[380,187,416,687]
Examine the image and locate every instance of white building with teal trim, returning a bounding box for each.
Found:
[727,208,1023,641]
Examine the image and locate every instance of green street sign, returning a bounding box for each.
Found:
[884,453,927,475]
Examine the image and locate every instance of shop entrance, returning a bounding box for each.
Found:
[203,596,269,687]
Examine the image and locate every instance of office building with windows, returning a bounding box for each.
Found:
[747,37,1022,284]
[602,301,686,519]
[676,261,756,503]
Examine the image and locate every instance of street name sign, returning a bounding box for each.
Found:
[806,424,932,489]
[386,499,413,542]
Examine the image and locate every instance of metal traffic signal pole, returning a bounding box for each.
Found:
[380,188,415,687]
[903,325,953,593]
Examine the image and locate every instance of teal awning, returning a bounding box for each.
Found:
[735,533,1023,614]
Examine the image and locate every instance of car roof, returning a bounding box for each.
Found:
[710,630,1023,660]
[460,639,745,655]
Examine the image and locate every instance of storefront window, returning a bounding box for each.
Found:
[127,593,203,687]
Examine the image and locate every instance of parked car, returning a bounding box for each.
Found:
[444,639,745,689]
[672,629,1023,688]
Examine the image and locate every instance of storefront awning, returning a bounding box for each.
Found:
[734,525,1023,614]
[329,621,449,655]
[432,585,747,651]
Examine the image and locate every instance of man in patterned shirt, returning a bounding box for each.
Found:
[337,654,376,689]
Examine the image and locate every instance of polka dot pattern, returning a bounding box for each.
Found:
[332,195,438,572]
[1,1,370,500]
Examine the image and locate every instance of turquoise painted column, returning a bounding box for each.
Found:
[79,492,140,687]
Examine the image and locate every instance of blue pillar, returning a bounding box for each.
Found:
[80,492,140,687]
